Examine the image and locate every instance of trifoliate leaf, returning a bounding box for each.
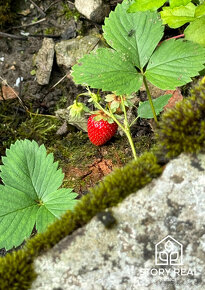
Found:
[169,0,192,8]
[104,1,164,69]
[72,0,163,95]
[72,48,143,95]
[184,16,205,47]
[160,3,196,28]
[128,0,166,12]
[145,39,205,89]
[0,139,78,250]
[137,94,172,118]
[195,2,205,17]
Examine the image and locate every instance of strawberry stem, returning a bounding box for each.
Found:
[91,97,137,160]
[143,76,158,124]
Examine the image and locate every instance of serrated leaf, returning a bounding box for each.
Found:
[169,0,192,8]
[184,16,205,47]
[0,139,63,200]
[0,185,38,250]
[72,1,164,95]
[138,94,172,118]
[104,1,164,68]
[160,3,196,28]
[72,48,143,95]
[128,0,166,12]
[145,39,205,90]
[195,2,205,17]
[0,139,78,250]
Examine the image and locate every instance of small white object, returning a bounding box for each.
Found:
[14,77,23,87]
[20,31,30,36]
[0,57,4,61]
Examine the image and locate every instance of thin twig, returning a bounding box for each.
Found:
[0,31,60,40]
[0,76,56,119]
[40,73,70,101]
[44,0,62,13]
[28,34,61,39]
[8,18,46,30]
[28,0,46,17]
[50,73,70,90]
[0,32,27,40]
[0,76,27,110]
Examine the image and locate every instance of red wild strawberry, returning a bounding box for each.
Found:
[87,114,118,146]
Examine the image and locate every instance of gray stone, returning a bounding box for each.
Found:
[31,153,205,289]
[75,0,110,23]
[55,34,101,71]
[36,38,55,85]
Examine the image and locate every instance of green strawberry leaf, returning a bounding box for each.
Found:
[0,139,78,250]
[72,0,163,95]
[0,185,38,250]
[128,0,166,12]
[72,48,143,95]
[160,3,196,28]
[195,1,205,17]
[169,0,192,8]
[145,39,205,90]
[138,94,172,118]
[185,16,205,47]
[104,1,164,69]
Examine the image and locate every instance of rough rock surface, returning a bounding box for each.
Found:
[75,0,110,23]
[35,38,55,85]
[31,153,205,290]
[55,34,101,71]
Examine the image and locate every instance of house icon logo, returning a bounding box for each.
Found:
[155,235,183,266]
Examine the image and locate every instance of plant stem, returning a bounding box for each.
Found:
[120,96,137,160]
[143,76,158,124]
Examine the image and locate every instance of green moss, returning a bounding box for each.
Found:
[61,3,80,21]
[0,107,61,157]
[0,0,19,28]
[44,27,57,35]
[156,77,205,158]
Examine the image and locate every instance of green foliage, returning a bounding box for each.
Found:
[128,0,205,46]
[160,2,196,28]
[0,139,78,250]
[184,15,205,47]
[72,0,205,94]
[169,0,192,8]
[128,0,167,12]
[145,39,205,89]
[138,94,172,118]
[156,77,205,157]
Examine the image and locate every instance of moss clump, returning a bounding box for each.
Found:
[61,3,80,21]
[156,77,205,158]
[0,101,61,157]
[0,152,162,289]
[0,0,19,28]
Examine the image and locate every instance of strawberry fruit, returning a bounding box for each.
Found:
[87,114,118,146]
